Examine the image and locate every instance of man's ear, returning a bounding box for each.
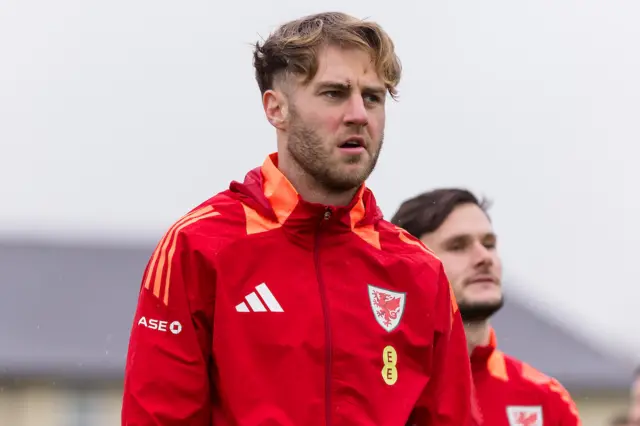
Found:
[263,89,288,130]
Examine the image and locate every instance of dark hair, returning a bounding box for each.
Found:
[390,188,491,238]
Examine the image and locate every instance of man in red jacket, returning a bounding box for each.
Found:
[391,188,582,426]
[121,12,478,426]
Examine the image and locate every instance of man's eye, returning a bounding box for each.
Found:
[323,91,341,98]
[449,243,465,251]
[483,238,497,249]
[364,94,381,103]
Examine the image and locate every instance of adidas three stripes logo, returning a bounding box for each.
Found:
[235,283,284,313]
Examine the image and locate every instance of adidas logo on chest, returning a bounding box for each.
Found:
[235,283,284,313]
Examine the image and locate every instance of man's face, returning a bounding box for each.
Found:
[281,45,387,192]
[420,203,503,322]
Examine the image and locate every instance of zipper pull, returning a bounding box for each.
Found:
[323,208,332,221]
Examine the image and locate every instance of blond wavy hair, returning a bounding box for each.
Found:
[253,12,402,100]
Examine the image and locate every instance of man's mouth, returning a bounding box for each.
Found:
[339,137,366,151]
[467,275,496,286]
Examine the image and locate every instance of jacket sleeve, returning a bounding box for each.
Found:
[121,230,215,426]
[408,265,482,426]
[547,378,582,426]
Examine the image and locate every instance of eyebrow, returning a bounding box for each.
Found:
[441,234,470,245]
[315,81,386,96]
[442,232,496,244]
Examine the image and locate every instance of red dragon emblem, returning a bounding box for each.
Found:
[515,412,538,426]
[507,406,542,426]
[368,285,406,332]
[372,291,401,327]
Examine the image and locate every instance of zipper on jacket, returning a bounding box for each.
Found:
[315,207,332,426]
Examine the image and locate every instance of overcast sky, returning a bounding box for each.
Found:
[2,0,639,361]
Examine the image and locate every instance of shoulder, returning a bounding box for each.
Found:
[155,191,248,255]
[376,219,443,274]
[503,353,579,413]
[139,192,254,308]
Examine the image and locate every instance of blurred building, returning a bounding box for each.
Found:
[0,239,635,426]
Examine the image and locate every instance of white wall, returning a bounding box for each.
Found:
[2,1,639,360]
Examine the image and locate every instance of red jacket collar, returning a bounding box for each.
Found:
[470,327,510,381]
[229,153,383,246]
[470,327,498,371]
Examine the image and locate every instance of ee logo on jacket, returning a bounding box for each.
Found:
[382,345,398,385]
[367,284,406,387]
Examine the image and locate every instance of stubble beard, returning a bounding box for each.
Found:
[458,296,505,323]
[287,106,382,193]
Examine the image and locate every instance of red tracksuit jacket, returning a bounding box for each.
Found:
[471,328,581,426]
[121,153,478,426]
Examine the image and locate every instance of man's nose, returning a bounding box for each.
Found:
[472,242,493,267]
[344,94,369,126]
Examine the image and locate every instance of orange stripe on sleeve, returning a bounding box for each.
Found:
[396,228,437,257]
[162,210,220,305]
[520,362,550,385]
[143,206,214,301]
[548,379,581,421]
[521,364,581,421]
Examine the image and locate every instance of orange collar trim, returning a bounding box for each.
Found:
[260,153,368,227]
[471,327,508,381]
[261,153,300,224]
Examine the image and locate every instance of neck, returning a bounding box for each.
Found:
[277,150,358,207]
[464,320,491,355]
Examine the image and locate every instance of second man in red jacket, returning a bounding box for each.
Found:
[392,188,582,426]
